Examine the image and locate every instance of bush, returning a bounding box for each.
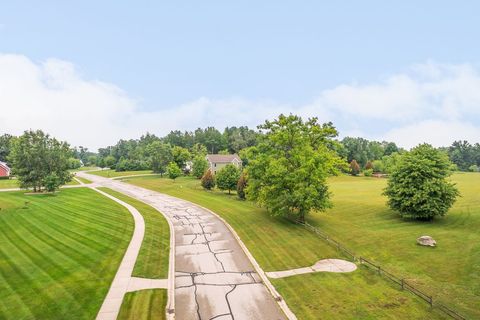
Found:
[364,168,373,177]
[350,160,360,176]
[192,157,209,179]
[372,160,384,173]
[43,173,61,193]
[469,164,479,172]
[201,169,216,190]
[383,144,459,220]
[166,162,182,181]
[365,161,373,170]
[237,172,247,199]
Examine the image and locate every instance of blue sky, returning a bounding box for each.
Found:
[1,1,480,149]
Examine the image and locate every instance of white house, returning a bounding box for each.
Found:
[206,154,242,174]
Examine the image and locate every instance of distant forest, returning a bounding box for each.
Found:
[1,125,479,173]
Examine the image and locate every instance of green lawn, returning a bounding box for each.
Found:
[307,173,480,318]
[0,178,79,189]
[124,175,447,319]
[99,188,170,278]
[0,179,19,189]
[75,176,92,184]
[89,169,154,178]
[118,289,166,320]
[70,166,100,172]
[0,188,134,319]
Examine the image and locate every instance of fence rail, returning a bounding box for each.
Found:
[288,218,467,320]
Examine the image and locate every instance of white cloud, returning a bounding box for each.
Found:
[0,54,479,150]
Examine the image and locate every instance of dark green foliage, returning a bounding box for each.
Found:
[246,114,343,222]
[384,144,459,220]
[216,164,241,194]
[447,140,480,171]
[237,172,247,199]
[9,130,72,191]
[201,169,215,190]
[43,173,61,192]
[166,162,182,181]
[340,137,400,168]
[192,156,209,179]
[0,133,14,163]
[350,160,360,176]
[147,141,172,175]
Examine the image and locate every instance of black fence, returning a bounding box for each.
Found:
[289,218,467,320]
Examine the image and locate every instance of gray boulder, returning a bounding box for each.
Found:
[417,236,436,247]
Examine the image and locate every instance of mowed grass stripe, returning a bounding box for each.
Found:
[0,188,134,319]
[98,187,170,279]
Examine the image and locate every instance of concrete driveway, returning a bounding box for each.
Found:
[78,172,289,320]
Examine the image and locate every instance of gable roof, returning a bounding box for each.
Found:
[0,162,10,172]
[206,154,241,163]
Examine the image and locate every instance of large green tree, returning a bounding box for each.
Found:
[216,164,241,194]
[246,114,343,222]
[383,144,459,220]
[192,156,209,179]
[9,130,72,192]
[147,141,173,175]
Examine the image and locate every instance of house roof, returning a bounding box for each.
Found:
[206,154,241,163]
[0,162,10,171]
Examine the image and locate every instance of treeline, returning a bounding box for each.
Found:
[1,130,479,175]
[90,126,260,172]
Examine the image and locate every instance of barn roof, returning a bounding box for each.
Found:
[206,154,241,163]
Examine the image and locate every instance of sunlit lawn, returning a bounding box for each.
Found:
[124,175,452,319]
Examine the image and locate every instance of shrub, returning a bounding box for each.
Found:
[383,144,459,220]
[365,161,373,170]
[469,164,479,172]
[201,169,216,190]
[350,160,360,176]
[43,173,61,193]
[364,168,373,177]
[166,162,182,181]
[237,172,247,199]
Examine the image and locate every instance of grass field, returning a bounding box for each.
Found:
[118,289,166,320]
[0,178,79,189]
[307,173,480,318]
[124,175,448,319]
[89,169,154,178]
[99,188,170,278]
[74,176,92,184]
[0,188,133,319]
[70,166,100,172]
[0,179,19,189]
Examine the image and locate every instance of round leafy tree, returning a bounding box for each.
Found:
[216,164,241,194]
[246,114,343,223]
[166,162,182,181]
[192,156,209,179]
[201,169,216,190]
[383,144,459,220]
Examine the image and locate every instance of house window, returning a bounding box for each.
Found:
[214,163,216,167]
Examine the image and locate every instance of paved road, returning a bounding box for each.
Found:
[78,172,288,320]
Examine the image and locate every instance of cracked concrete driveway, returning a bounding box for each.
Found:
[78,172,288,320]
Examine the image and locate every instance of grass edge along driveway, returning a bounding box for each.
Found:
[124,175,446,320]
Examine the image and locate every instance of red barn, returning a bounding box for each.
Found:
[0,162,10,177]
